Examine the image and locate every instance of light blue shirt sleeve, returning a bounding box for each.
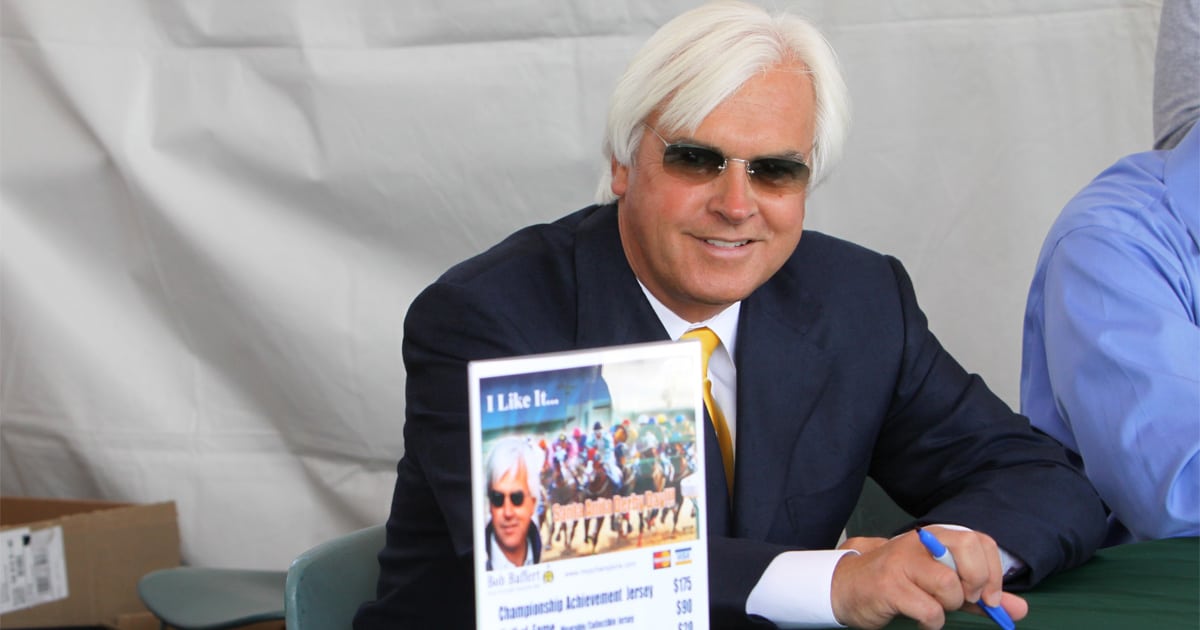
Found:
[1024,126,1200,542]
[1039,222,1200,541]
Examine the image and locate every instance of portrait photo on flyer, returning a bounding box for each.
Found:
[468,340,711,630]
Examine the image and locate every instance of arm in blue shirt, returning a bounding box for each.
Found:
[1024,126,1200,543]
[1036,217,1199,541]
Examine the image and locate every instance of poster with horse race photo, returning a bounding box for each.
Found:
[469,340,710,630]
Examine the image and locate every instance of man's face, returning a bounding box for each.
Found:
[611,64,816,322]
[490,464,535,562]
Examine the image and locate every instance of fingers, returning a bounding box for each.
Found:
[999,592,1029,620]
[831,535,953,629]
[963,592,1029,623]
[923,526,1004,605]
[909,552,967,611]
[830,527,1020,629]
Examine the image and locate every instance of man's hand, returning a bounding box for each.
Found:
[829,527,1028,629]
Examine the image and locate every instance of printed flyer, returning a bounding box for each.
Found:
[469,340,710,630]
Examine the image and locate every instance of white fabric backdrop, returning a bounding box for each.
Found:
[0,0,1161,568]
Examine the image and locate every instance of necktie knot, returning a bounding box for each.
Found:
[682,327,720,377]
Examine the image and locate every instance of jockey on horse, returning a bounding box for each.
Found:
[584,421,623,492]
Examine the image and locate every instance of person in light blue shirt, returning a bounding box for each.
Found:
[1021,122,1199,546]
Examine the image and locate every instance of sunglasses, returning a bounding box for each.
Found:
[488,489,526,508]
[643,124,810,193]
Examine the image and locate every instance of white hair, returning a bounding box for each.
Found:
[485,436,544,508]
[595,0,850,203]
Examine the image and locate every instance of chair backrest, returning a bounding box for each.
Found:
[284,523,386,630]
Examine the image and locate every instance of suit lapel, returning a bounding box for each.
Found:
[732,269,832,540]
[574,205,669,348]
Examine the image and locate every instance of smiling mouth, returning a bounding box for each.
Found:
[705,238,750,248]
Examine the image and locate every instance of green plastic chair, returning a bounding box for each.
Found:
[137,566,287,630]
[284,524,386,630]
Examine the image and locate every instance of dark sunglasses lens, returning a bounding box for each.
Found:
[749,158,810,190]
[662,144,725,180]
[488,489,525,507]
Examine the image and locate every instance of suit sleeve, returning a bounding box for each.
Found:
[871,256,1107,589]
[355,281,534,629]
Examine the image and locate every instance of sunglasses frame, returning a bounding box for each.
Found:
[642,123,810,192]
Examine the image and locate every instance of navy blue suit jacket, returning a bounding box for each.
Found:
[355,204,1105,628]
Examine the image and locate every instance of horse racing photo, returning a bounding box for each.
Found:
[475,350,705,569]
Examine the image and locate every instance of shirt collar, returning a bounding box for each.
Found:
[637,281,740,359]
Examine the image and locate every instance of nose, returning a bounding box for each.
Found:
[709,159,756,222]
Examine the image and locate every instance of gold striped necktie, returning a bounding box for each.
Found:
[682,327,734,498]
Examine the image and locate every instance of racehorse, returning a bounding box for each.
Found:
[626,445,668,546]
[625,438,697,542]
[577,455,634,552]
[540,457,584,551]
[659,441,695,534]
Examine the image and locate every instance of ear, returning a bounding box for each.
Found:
[610,156,630,197]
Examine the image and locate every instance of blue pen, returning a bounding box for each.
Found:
[916,528,1016,630]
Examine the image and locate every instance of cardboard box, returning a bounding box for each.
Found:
[0,497,180,629]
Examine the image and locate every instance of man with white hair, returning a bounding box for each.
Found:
[483,437,543,570]
[357,2,1105,627]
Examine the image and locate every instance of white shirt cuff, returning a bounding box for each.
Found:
[745,549,855,628]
